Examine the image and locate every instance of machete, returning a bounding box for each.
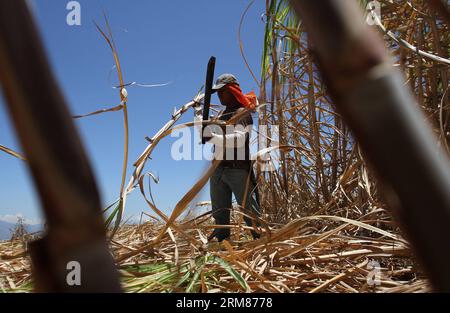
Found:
[202,56,216,144]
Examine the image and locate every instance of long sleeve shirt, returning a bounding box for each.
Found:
[194,104,253,166]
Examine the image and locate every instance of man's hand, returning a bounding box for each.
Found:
[193,101,203,117]
[194,105,203,116]
[194,102,212,142]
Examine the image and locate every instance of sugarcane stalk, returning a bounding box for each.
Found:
[289,0,450,291]
[0,0,121,292]
[0,144,26,161]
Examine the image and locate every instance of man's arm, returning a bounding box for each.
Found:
[207,126,251,148]
[194,105,253,147]
[208,107,253,148]
[194,105,213,142]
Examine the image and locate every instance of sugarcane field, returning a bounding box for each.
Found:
[0,0,449,300]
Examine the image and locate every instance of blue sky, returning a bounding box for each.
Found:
[0,0,266,224]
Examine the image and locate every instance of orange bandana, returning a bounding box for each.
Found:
[225,83,257,111]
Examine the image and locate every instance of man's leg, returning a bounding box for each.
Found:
[222,168,261,239]
[209,167,233,241]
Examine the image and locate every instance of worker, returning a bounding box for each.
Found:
[194,73,261,243]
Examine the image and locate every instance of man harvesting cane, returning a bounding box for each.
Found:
[194,73,261,243]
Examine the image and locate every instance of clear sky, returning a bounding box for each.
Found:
[0,0,266,224]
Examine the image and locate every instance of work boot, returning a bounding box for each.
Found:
[207,228,230,243]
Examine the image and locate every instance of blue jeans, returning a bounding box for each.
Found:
[209,166,261,241]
